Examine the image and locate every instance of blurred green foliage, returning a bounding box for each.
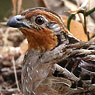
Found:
[0,0,11,21]
[0,0,38,21]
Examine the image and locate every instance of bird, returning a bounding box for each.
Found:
[7,7,95,95]
[7,7,79,52]
[7,7,77,95]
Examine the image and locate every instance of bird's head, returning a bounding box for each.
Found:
[7,7,66,52]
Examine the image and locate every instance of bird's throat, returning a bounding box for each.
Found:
[20,28,58,52]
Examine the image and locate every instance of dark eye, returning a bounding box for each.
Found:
[35,16,44,25]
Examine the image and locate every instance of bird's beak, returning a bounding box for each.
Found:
[7,15,30,28]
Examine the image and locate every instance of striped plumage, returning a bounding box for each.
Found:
[7,7,95,95]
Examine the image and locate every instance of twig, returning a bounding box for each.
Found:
[12,57,20,92]
[83,10,90,40]
[67,7,95,40]
[67,14,75,31]
[86,7,95,16]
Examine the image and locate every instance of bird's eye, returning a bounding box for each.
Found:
[35,16,44,25]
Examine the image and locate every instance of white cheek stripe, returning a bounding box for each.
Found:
[51,24,61,33]
[53,26,61,32]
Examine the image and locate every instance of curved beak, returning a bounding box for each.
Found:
[7,15,30,28]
